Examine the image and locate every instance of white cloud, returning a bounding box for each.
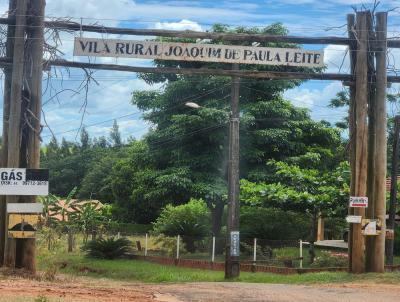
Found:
[284,81,343,108]
[284,81,347,124]
[41,73,161,142]
[154,19,203,32]
[45,0,266,28]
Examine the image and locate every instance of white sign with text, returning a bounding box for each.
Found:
[349,196,368,208]
[0,168,49,196]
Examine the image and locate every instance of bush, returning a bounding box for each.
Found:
[83,237,132,259]
[153,234,187,257]
[240,207,311,241]
[152,199,211,253]
[311,251,348,268]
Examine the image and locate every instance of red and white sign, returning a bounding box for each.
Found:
[349,196,368,208]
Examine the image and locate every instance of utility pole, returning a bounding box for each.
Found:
[371,11,387,273]
[347,13,356,272]
[0,0,16,266]
[2,0,45,271]
[350,11,369,274]
[365,11,376,272]
[225,63,240,279]
[3,0,28,268]
[387,115,400,265]
[20,0,46,272]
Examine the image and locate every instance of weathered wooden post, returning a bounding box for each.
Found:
[350,11,370,274]
[371,12,387,273]
[3,0,28,268]
[0,0,16,266]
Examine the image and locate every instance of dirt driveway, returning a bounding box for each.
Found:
[0,276,399,302]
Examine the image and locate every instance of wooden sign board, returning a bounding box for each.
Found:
[361,219,382,236]
[74,37,324,68]
[0,168,49,196]
[346,215,362,223]
[8,213,40,239]
[7,203,43,213]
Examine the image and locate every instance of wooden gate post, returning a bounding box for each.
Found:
[350,11,370,274]
[3,0,28,268]
[19,0,46,272]
[347,13,356,272]
[365,10,376,273]
[0,0,17,266]
[371,12,387,273]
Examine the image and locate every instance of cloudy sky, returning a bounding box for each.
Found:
[1,0,400,143]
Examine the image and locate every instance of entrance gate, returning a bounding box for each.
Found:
[0,0,398,275]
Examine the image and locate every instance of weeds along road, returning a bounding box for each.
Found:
[1,276,400,302]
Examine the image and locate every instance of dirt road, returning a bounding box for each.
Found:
[147,282,400,302]
[0,276,399,302]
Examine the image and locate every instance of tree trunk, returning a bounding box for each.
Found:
[211,198,225,254]
[67,229,73,252]
[309,210,317,264]
[91,230,97,241]
[183,236,196,253]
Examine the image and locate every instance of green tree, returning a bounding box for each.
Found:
[72,203,105,243]
[109,119,122,147]
[44,136,59,161]
[240,160,349,262]
[94,136,109,148]
[152,199,211,253]
[240,206,311,240]
[60,137,72,158]
[80,127,91,150]
[127,24,343,231]
[79,148,128,202]
[51,187,79,252]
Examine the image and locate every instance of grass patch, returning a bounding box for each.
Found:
[34,231,400,285]
[37,252,400,284]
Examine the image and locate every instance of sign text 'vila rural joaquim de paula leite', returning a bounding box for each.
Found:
[73,37,324,68]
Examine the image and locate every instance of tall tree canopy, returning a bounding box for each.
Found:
[113,24,345,227]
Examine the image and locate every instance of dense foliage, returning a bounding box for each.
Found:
[240,207,310,240]
[152,199,211,252]
[40,24,354,248]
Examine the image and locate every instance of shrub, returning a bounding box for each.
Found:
[152,199,211,253]
[240,207,311,241]
[83,237,132,259]
[153,234,187,257]
[311,251,348,268]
